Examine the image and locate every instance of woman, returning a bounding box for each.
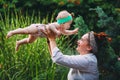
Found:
[45,30,99,80]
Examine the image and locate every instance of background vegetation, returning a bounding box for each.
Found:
[0,0,120,80]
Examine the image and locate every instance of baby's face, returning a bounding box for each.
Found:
[63,21,72,30]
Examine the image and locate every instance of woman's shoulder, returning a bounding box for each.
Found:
[83,53,97,63]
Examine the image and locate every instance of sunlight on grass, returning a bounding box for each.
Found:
[0,9,76,80]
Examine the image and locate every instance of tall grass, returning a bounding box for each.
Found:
[0,10,77,80]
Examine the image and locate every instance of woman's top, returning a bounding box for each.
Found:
[51,47,99,80]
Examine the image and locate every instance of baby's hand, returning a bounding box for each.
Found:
[73,28,79,34]
[118,57,120,61]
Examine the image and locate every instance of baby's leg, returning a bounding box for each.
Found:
[6,24,40,38]
[15,35,37,51]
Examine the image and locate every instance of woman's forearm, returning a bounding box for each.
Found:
[48,39,57,56]
[49,39,57,50]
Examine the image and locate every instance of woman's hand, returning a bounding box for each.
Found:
[41,28,56,41]
[41,27,57,56]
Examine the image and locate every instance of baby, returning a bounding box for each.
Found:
[6,10,79,51]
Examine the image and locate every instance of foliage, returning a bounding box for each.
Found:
[93,6,120,55]
[94,7,120,80]
[0,0,120,80]
[73,15,90,39]
[0,10,74,80]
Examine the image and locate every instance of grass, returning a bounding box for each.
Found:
[0,10,77,80]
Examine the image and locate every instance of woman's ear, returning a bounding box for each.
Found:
[87,46,92,51]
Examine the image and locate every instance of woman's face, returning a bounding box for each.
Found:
[76,33,91,54]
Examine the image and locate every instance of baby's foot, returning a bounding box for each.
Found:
[6,31,13,39]
[15,41,20,51]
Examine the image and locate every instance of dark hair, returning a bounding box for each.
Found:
[93,32,113,67]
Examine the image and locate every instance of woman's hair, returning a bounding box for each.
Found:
[91,31,120,79]
[89,31,113,65]
[88,31,112,54]
[94,32,112,53]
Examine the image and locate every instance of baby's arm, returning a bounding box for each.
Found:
[61,28,79,35]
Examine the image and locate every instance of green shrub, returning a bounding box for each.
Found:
[0,10,76,80]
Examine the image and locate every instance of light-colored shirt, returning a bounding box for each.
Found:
[51,47,99,80]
